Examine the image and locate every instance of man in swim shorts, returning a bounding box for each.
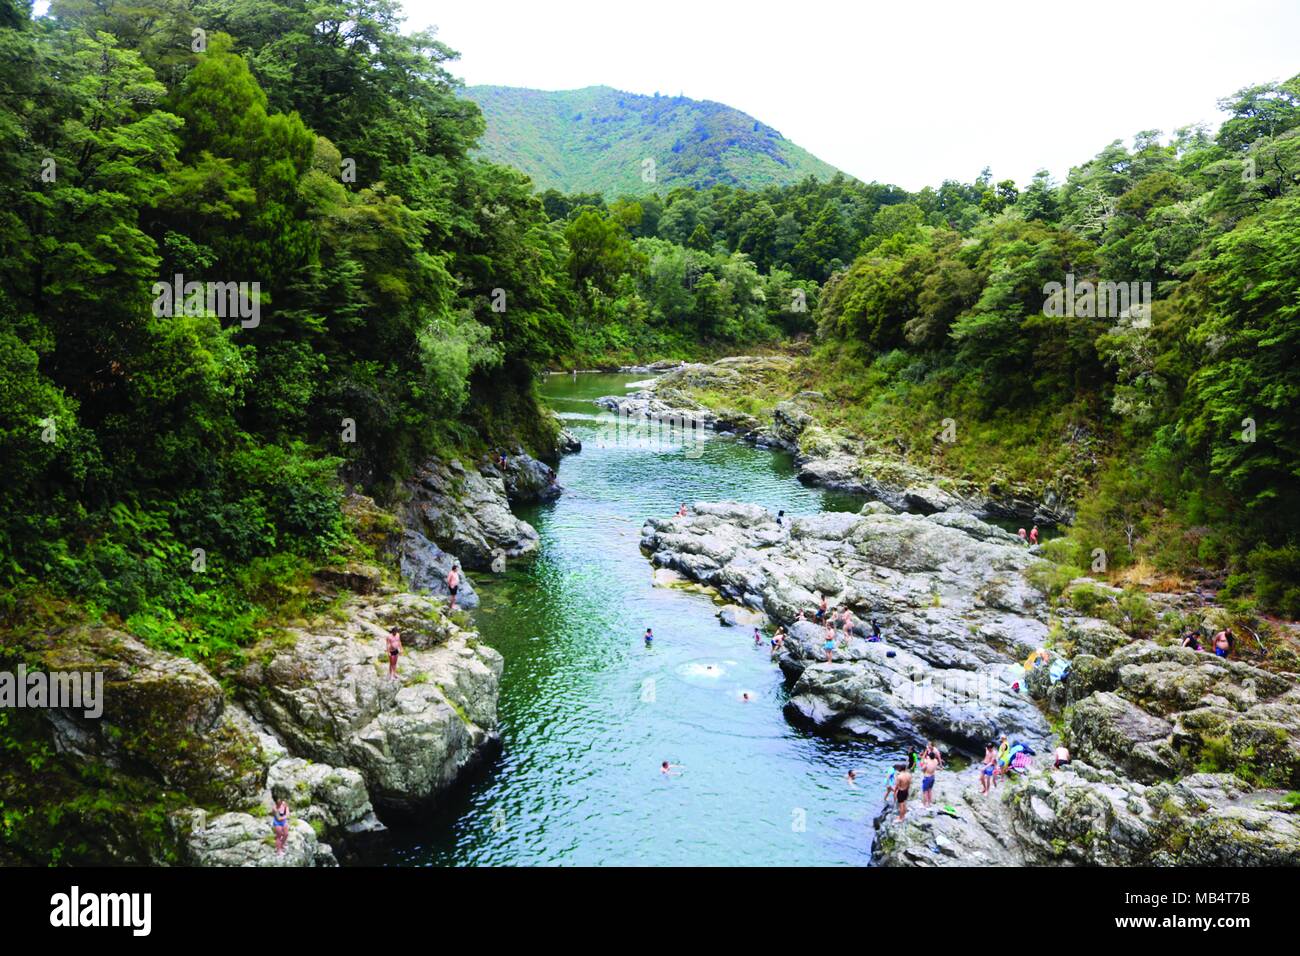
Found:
[894,766,912,822]
[386,629,402,680]
[981,743,996,793]
[920,753,939,807]
[447,563,460,611]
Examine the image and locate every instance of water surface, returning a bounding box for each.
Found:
[384,373,895,866]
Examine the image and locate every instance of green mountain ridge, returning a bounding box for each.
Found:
[463,84,845,196]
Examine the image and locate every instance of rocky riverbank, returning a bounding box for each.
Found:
[602,356,1075,524]
[1,444,574,867]
[640,501,1300,866]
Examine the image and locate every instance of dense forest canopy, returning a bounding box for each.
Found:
[1,0,1297,663]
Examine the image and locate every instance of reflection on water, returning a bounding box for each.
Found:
[380,373,893,866]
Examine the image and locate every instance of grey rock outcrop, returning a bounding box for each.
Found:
[403,457,539,570]
[640,503,1054,754]
[235,589,503,813]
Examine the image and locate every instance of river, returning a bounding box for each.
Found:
[381,372,896,865]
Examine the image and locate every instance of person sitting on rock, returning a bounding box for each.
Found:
[1180,630,1201,651]
[869,619,882,642]
[677,502,688,517]
[1053,744,1071,770]
[1213,629,1232,657]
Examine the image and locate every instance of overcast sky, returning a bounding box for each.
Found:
[403,0,1300,191]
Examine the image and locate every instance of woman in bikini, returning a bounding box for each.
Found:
[272,796,290,855]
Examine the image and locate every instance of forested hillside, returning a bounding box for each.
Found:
[535,81,1300,617]
[0,0,576,652]
[1,0,1297,677]
[464,84,842,196]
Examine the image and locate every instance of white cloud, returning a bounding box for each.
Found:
[403,0,1300,191]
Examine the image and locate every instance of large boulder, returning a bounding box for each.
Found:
[400,529,479,610]
[641,502,1054,755]
[181,811,335,867]
[234,590,502,813]
[403,457,539,570]
[9,626,265,808]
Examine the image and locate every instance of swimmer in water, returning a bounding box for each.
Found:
[677,503,688,517]
[742,692,751,702]
[644,627,653,646]
[661,761,684,777]
[846,769,857,787]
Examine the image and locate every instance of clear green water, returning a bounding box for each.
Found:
[382,373,897,866]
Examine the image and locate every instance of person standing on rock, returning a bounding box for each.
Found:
[894,765,913,822]
[386,628,402,680]
[816,596,829,623]
[870,619,882,642]
[1029,525,1039,545]
[1018,528,1028,544]
[981,743,997,793]
[271,794,290,856]
[1213,629,1232,657]
[447,563,460,611]
[920,752,940,807]
[823,625,836,662]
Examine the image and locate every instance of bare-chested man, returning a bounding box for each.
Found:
[920,753,940,807]
[894,765,913,822]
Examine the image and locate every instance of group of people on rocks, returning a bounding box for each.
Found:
[1181,626,1234,658]
[875,741,945,822]
[1017,526,1040,545]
